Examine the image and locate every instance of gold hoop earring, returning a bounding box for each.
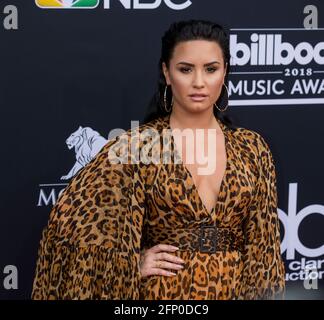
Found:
[214,83,229,112]
[164,85,173,113]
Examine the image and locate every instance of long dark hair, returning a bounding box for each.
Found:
[143,19,237,130]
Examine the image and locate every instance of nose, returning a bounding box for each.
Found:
[192,70,205,88]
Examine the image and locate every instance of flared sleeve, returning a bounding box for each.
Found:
[31,132,146,299]
[239,133,286,300]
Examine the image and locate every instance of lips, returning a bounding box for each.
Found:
[189,93,208,102]
[189,94,208,97]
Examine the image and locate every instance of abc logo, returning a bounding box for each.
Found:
[279,183,324,260]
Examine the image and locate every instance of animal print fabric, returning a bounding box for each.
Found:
[31,114,285,300]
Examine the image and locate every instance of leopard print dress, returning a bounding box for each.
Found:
[31,114,286,300]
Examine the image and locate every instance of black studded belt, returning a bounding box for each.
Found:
[142,224,245,253]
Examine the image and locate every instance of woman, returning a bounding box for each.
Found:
[32,20,286,300]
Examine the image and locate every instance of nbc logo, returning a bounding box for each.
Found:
[36,0,99,8]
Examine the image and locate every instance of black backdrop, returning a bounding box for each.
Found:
[0,0,323,299]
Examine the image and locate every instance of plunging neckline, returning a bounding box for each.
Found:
[163,113,230,216]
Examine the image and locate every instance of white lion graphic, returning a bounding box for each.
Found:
[61,126,108,180]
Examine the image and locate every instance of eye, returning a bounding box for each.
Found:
[206,67,217,73]
[179,67,192,73]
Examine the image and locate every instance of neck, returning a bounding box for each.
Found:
[169,106,219,131]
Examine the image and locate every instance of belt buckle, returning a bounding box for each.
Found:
[199,225,217,253]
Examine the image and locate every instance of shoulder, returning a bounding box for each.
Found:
[233,126,277,182]
[107,117,163,143]
[94,118,164,168]
[105,117,166,149]
[231,125,273,157]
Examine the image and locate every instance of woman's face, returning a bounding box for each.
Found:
[162,40,227,114]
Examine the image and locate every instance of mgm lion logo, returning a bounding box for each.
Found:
[61,126,107,180]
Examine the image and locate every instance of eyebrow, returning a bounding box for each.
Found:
[176,61,220,66]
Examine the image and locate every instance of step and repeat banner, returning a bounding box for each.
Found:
[0,0,323,299]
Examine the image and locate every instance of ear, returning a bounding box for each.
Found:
[162,62,171,85]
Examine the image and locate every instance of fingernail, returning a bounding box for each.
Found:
[171,246,179,250]
[169,272,177,276]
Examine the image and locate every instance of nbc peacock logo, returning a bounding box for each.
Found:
[35,0,99,9]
